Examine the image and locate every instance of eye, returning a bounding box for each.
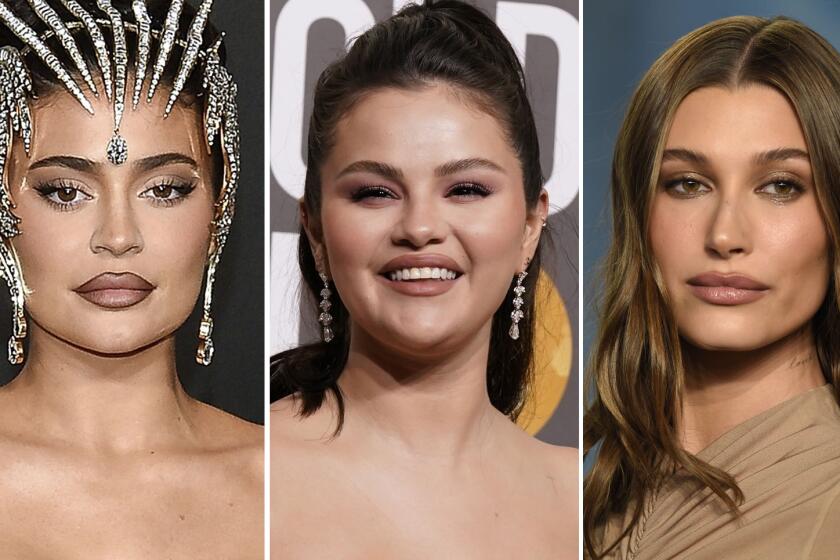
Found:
[139,180,196,207]
[350,185,397,202]
[664,177,711,197]
[34,180,92,211]
[446,182,493,199]
[756,179,803,200]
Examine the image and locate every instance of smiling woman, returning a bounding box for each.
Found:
[269,1,577,558]
[584,15,840,560]
[0,1,262,558]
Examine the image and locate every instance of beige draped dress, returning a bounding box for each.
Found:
[597,384,840,559]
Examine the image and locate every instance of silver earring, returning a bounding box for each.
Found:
[0,242,26,365]
[195,254,217,366]
[509,269,527,340]
[319,272,334,343]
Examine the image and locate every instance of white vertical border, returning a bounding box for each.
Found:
[577,0,584,557]
[263,1,272,559]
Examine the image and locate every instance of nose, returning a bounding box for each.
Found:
[90,194,144,257]
[391,195,447,249]
[705,192,751,259]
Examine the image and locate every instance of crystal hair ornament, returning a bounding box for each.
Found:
[0,1,92,112]
[60,0,112,100]
[96,0,127,164]
[0,0,241,366]
[28,0,96,94]
[130,0,149,109]
[0,46,30,363]
[146,0,182,101]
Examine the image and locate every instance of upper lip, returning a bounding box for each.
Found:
[379,253,464,274]
[74,272,155,293]
[687,272,769,290]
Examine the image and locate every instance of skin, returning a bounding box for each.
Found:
[650,85,829,453]
[271,84,577,559]
[0,89,262,559]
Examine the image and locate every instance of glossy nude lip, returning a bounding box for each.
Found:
[73,272,155,309]
[378,253,463,297]
[686,272,769,305]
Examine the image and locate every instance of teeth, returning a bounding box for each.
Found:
[387,267,459,281]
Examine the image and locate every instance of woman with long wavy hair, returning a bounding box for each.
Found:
[585,16,840,560]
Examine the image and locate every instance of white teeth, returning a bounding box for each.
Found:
[387,267,459,281]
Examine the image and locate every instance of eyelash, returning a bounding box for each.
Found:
[663,175,805,201]
[34,180,91,212]
[34,179,197,211]
[349,182,493,201]
[139,179,197,207]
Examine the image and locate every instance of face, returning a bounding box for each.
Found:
[307,84,546,357]
[650,84,829,352]
[6,88,215,354]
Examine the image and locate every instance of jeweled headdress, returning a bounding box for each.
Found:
[0,0,239,365]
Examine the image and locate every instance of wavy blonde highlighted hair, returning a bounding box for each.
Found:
[584,15,840,558]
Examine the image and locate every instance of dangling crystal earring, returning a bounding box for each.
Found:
[319,272,334,343]
[509,269,527,340]
[0,239,27,364]
[195,254,218,366]
[6,262,26,365]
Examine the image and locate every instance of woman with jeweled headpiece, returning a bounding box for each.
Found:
[0,1,261,557]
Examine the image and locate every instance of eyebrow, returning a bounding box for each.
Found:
[753,147,809,165]
[28,152,197,174]
[434,157,504,177]
[29,155,97,173]
[336,160,404,182]
[335,157,504,182]
[661,147,810,165]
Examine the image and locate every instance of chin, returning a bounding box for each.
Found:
[679,321,778,353]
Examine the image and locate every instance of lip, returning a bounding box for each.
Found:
[378,253,464,297]
[73,272,155,310]
[686,272,769,305]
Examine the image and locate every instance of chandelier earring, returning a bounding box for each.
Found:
[318,272,334,343]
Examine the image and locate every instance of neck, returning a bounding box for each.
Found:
[339,323,502,460]
[679,326,826,453]
[4,322,197,452]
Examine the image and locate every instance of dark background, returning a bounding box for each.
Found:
[0,0,265,425]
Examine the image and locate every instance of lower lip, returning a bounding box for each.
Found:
[688,285,767,305]
[378,275,459,296]
[76,288,153,309]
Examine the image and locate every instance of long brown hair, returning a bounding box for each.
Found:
[584,16,840,558]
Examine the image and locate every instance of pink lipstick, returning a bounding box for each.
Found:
[74,272,155,309]
[686,272,769,305]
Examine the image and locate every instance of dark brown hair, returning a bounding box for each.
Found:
[270,0,546,430]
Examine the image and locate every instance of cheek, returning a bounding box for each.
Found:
[764,208,830,306]
[12,205,84,288]
[649,198,697,283]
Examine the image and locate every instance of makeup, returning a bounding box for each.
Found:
[686,272,769,305]
[74,272,155,309]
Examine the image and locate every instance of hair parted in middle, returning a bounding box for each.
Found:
[270,0,547,431]
[584,15,840,559]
